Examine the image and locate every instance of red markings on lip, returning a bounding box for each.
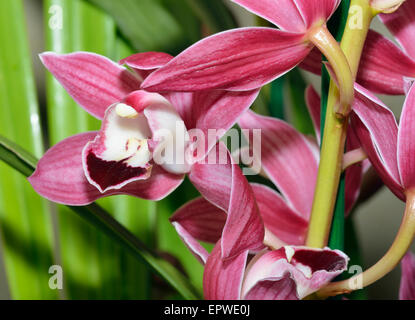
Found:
[291,249,346,273]
[86,151,148,191]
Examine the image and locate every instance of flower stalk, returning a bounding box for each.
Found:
[307,24,354,117]
[306,0,374,248]
[316,190,415,298]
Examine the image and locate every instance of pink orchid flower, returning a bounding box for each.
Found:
[350,83,415,201]
[400,251,415,300]
[205,242,348,300]
[320,0,414,95]
[170,86,362,265]
[141,0,354,116]
[28,51,264,259]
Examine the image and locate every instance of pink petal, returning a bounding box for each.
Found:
[142,28,312,92]
[357,30,415,95]
[251,183,308,246]
[231,0,307,32]
[380,0,415,59]
[399,251,415,300]
[239,111,319,219]
[203,242,248,300]
[294,0,341,30]
[351,84,401,187]
[351,115,405,201]
[189,143,265,259]
[119,51,173,80]
[28,133,184,205]
[305,85,322,143]
[40,52,141,119]
[242,246,348,299]
[170,197,226,264]
[299,47,322,75]
[244,274,299,300]
[166,89,260,159]
[398,84,415,189]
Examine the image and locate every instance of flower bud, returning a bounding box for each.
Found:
[371,0,405,13]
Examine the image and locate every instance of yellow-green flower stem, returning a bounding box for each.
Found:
[307,24,354,117]
[316,190,415,298]
[306,0,374,248]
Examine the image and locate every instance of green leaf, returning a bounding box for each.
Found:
[269,78,286,120]
[184,0,237,33]
[0,135,201,300]
[86,0,193,54]
[0,0,57,299]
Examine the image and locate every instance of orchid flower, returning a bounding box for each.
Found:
[141,0,354,116]
[28,51,264,259]
[350,83,415,201]
[202,244,348,300]
[170,86,362,265]
[400,251,415,300]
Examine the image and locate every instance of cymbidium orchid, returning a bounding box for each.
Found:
[170,88,363,265]
[28,51,265,259]
[141,0,354,116]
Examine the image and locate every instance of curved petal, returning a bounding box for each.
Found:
[231,0,306,32]
[170,197,226,264]
[189,143,265,259]
[166,89,260,159]
[142,28,312,92]
[294,0,341,30]
[28,132,184,205]
[119,52,173,79]
[352,84,401,186]
[305,85,322,143]
[251,184,308,246]
[40,52,141,119]
[242,246,348,300]
[357,30,415,95]
[398,84,415,189]
[399,251,415,300]
[203,242,248,300]
[380,0,415,58]
[239,110,319,219]
[244,275,299,300]
[142,94,192,175]
[351,115,405,201]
